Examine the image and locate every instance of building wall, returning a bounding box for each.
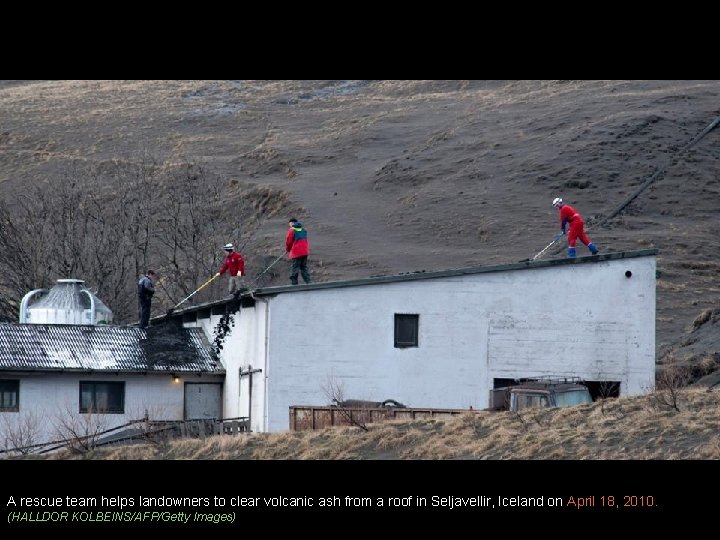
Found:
[484,259,655,395]
[0,372,222,446]
[184,302,268,430]
[260,255,655,432]
[180,255,655,432]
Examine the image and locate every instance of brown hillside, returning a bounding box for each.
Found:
[0,80,718,365]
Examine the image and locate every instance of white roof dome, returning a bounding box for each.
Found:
[19,279,113,325]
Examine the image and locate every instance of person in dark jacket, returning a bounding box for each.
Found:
[286,218,311,285]
[215,243,246,295]
[552,197,599,258]
[137,270,156,329]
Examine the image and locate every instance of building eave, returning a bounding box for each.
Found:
[164,249,657,318]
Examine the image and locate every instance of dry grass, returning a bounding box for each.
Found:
[690,309,713,330]
[33,388,720,460]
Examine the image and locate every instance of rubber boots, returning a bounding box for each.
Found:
[567,247,576,258]
[588,243,599,255]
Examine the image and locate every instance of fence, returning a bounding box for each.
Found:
[289,405,476,431]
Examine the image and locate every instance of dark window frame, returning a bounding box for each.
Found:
[0,379,19,412]
[79,381,125,414]
[394,313,419,348]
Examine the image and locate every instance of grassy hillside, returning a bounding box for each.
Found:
[43,388,720,459]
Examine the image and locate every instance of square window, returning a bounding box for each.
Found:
[0,380,19,411]
[394,314,418,348]
[79,381,125,414]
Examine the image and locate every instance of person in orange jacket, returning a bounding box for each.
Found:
[286,218,311,285]
[552,198,599,258]
[215,243,246,295]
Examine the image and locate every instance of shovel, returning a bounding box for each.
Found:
[532,233,564,261]
[250,253,286,285]
[164,273,220,317]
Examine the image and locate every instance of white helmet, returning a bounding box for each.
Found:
[223,243,234,251]
[552,197,563,208]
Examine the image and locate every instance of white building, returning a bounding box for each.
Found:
[0,324,224,449]
[176,249,657,433]
[0,250,656,445]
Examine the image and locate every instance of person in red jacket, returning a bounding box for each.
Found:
[215,243,246,295]
[286,218,311,285]
[552,198,599,258]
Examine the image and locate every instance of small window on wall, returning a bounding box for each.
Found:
[79,381,125,414]
[0,380,19,411]
[394,314,419,348]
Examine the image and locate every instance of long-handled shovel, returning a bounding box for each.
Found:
[164,273,220,317]
[246,253,286,288]
[532,233,564,261]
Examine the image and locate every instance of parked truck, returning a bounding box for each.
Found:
[490,377,593,412]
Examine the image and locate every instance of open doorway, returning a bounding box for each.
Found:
[583,381,621,400]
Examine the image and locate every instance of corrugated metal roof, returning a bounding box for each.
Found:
[0,323,223,373]
[166,249,658,318]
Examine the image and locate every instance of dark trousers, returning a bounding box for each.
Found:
[138,298,151,328]
[290,256,311,285]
